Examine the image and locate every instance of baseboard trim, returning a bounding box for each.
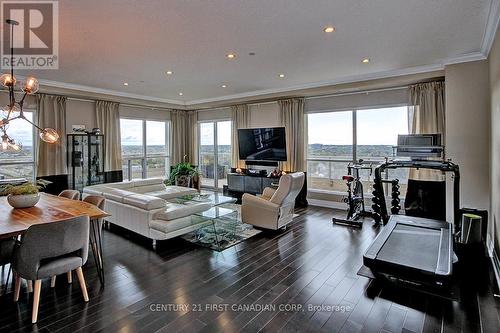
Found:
[490,250,500,297]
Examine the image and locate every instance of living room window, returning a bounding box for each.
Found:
[120,118,170,180]
[307,106,408,195]
[0,111,35,181]
[198,120,232,189]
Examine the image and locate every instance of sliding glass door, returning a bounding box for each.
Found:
[198,120,232,189]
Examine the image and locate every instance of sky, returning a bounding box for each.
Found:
[200,121,231,146]
[120,119,166,146]
[308,106,408,145]
[0,111,34,146]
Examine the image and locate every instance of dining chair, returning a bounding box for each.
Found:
[12,216,90,323]
[58,189,80,200]
[83,195,105,229]
[82,195,106,284]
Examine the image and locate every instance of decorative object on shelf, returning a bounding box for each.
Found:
[71,125,87,133]
[2,182,41,208]
[67,133,105,192]
[0,19,59,151]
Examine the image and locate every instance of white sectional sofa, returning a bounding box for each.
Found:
[83,178,211,245]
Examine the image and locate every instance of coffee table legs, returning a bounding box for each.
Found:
[90,219,105,286]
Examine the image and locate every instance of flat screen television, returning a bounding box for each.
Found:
[238,127,287,161]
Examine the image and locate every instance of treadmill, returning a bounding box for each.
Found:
[363,215,453,289]
[362,135,460,291]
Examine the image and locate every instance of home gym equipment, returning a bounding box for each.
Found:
[363,159,461,293]
[371,160,460,225]
[332,160,373,228]
[363,215,454,290]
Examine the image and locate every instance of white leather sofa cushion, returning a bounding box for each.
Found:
[150,216,194,233]
[108,181,134,190]
[132,183,167,194]
[103,188,135,203]
[123,193,166,210]
[132,178,164,187]
[82,184,108,196]
[154,202,211,221]
[145,186,198,200]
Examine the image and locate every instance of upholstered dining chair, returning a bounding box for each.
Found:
[59,189,80,200]
[12,216,90,323]
[241,172,305,230]
[83,195,106,229]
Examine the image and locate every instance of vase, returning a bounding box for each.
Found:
[175,175,192,187]
[7,193,40,208]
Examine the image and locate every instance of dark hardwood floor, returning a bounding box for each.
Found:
[0,206,499,333]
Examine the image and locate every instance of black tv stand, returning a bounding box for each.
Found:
[226,172,308,208]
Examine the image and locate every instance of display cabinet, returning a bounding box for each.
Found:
[67,134,105,192]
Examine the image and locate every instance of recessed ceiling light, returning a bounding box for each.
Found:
[226,53,236,59]
[324,26,336,33]
[166,70,173,75]
[278,73,285,78]
[123,82,129,86]
[362,58,370,64]
[178,92,183,96]
[221,84,227,88]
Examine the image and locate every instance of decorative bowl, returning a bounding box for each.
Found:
[7,193,40,208]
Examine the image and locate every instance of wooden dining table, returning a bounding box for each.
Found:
[0,193,110,285]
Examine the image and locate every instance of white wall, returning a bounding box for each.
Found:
[445,60,491,213]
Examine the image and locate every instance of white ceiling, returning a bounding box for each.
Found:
[9,0,500,106]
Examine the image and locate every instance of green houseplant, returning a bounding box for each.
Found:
[2,182,42,208]
[166,156,199,187]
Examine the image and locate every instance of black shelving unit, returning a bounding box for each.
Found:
[67,133,105,192]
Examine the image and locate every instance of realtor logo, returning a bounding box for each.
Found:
[1,0,58,69]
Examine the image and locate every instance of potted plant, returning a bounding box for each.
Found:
[166,157,199,188]
[2,182,42,208]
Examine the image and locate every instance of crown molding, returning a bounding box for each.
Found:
[442,51,487,65]
[481,0,500,56]
[38,79,186,106]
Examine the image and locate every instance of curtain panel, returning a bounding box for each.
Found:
[36,94,67,177]
[230,104,250,168]
[407,81,445,180]
[95,100,122,172]
[171,110,197,165]
[278,98,306,172]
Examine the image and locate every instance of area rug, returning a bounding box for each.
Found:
[181,203,262,251]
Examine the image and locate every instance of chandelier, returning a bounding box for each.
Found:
[0,19,59,151]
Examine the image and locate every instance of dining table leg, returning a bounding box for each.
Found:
[89,218,105,286]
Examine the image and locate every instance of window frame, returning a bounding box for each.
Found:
[197,118,232,190]
[120,117,171,180]
[0,110,36,181]
[306,104,408,194]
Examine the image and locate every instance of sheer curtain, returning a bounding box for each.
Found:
[231,104,250,168]
[171,110,198,165]
[278,98,306,172]
[407,81,445,180]
[36,94,67,177]
[95,100,121,172]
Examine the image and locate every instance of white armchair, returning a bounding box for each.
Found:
[241,172,305,230]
